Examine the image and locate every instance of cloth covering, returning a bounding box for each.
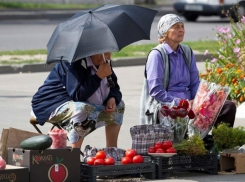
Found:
[157,14,183,38]
[47,100,125,143]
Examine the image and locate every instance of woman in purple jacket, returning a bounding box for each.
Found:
[32,52,125,149]
[140,14,236,132]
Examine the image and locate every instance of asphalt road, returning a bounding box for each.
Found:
[0,16,230,51]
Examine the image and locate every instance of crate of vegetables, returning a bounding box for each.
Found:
[80,149,156,182]
[147,138,218,179]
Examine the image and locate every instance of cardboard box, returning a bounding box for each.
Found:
[220,152,245,174]
[7,148,80,182]
[0,165,29,182]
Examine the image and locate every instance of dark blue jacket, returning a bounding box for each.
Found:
[32,59,122,125]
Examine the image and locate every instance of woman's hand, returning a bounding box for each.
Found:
[96,62,112,79]
[104,97,116,113]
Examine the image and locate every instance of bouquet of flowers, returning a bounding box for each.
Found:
[158,100,195,143]
[188,79,230,138]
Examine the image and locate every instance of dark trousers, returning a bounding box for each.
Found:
[213,100,236,128]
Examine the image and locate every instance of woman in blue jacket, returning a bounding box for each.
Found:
[32,52,125,149]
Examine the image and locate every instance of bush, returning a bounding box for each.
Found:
[199,13,245,105]
[212,123,245,153]
[174,134,207,156]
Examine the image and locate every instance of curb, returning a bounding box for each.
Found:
[0,54,211,74]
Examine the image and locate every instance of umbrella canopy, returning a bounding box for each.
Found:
[46,4,158,64]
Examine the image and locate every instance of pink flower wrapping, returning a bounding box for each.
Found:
[189,79,230,138]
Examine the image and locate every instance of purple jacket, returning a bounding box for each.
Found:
[146,43,200,103]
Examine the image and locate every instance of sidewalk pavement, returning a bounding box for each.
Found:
[1,64,245,182]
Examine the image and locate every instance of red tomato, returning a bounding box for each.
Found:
[162,140,172,150]
[132,155,144,163]
[166,147,176,153]
[148,146,155,153]
[121,156,132,165]
[154,142,162,150]
[155,148,164,153]
[96,151,106,159]
[87,157,96,166]
[104,157,115,165]
[125,149,137,158]
[94,159,105,165]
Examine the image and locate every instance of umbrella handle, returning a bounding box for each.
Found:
[105,60,115,88]
[102,53,115,88]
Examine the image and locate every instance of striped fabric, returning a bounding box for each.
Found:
[130,125,174,155]
[82,145,126,162]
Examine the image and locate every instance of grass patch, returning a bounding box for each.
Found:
[0,2,98,9]
[112,44,157,58]
[0,40,219,57]
[113,40,218,58]
[0,40,219,65]
[184,40,219,52]
[0,50,46,56]
[0,59,45,65]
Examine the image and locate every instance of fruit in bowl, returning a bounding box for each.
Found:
[148,141,176,154]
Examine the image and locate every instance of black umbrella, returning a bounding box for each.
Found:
[46,4,158,64]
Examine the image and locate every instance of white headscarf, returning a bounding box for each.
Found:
[157,14,183,38]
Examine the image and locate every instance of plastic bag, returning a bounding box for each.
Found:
[82,145,126,163]
[130,124,173,155]
[188,79,230,139]
[158,102,193,143]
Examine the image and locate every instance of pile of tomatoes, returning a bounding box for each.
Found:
[86,149,144,166]
[87,151,115,166]
[148,140,176,153]
[121,149,144,165]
